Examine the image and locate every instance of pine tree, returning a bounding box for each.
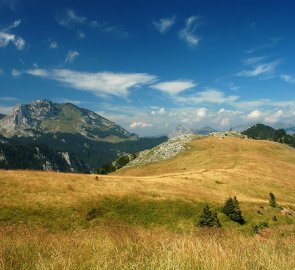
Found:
[269,192,277,207]
[198,204,221,228]
[222,196,245,224]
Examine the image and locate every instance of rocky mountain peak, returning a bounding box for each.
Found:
[0,100,59,135]
[0,99,136,142]
[168,124,195,139]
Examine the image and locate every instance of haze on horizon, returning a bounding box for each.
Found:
[1,0,295,136]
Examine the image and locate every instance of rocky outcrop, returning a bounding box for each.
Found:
[209,131,248,139]
[125,134,195,168]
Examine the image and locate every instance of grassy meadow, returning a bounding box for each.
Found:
[1,137,295,269]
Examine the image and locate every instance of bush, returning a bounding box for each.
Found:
[198,204,221,228]
[222,196,245,224]
[253,221,268,234]
[269,192,277,207]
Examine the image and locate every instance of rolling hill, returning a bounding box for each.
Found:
[1,134,295,269]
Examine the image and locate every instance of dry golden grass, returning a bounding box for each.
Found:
[1,224,295,270]
[1,136,295,269]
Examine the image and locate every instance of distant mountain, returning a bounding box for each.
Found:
[0,135,89,172]
[231,124,253,132]
[0,114,5,120]
[168,125,195,139]
[284,127,295,135]
[0,100,136,142]
[196,126,217,135]
[0,100,167,172]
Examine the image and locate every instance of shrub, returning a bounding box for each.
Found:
[198,204,221,228]
[269,192,277,207]
[253,221,268,234]
[222,196,245,224]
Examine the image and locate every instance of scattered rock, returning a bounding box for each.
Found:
[125,134,195,167]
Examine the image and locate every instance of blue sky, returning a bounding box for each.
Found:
[1,0,295,136]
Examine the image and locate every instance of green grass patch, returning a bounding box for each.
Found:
[1,196,293,232]
[85,196,202,230]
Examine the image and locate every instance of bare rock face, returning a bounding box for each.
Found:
[0,99,136,141]
[0,100,58,136]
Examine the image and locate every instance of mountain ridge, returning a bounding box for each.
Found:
[0,100,167,172]
[0,100,136,142]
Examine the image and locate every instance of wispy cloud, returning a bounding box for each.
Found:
[242,56,267,65]
[49,39,58,49]
[77,30,85,39]
[0,96,19,102]
[57,9,129,38]
[0,0,21,11]
[176,89,239,105]
[91,21,129,38]
[0,105,13,114]
[179,16,202,47]
[25,68,157,97]
[0,19,25,50]
[237,58,280,78]
[280,74,295,84]
[245,37,281,54]
[151,80,196,95]
[56,9,87,28]
[228,82,240,91]
[11,69,21,77]
[65,50,79,63]
[153,16,176,34]
[53,98,82,105]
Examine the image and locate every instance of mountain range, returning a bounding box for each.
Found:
[0,100,167,172]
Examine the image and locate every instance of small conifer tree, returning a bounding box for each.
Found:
[222,196,245,224]
[198,204,221,227]
[269,192,277,207]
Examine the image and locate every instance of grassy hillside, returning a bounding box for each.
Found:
[1,136,295,269]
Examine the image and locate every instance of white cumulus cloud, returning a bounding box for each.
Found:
[247,110,263,120]
[151,107,166,116]
[130,121,152,129]
[265,110,284,123]
[195,107,208,121]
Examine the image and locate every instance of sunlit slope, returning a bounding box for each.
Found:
[1,136,295,231]
[116,136,295,176]
[114,136,295,204]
